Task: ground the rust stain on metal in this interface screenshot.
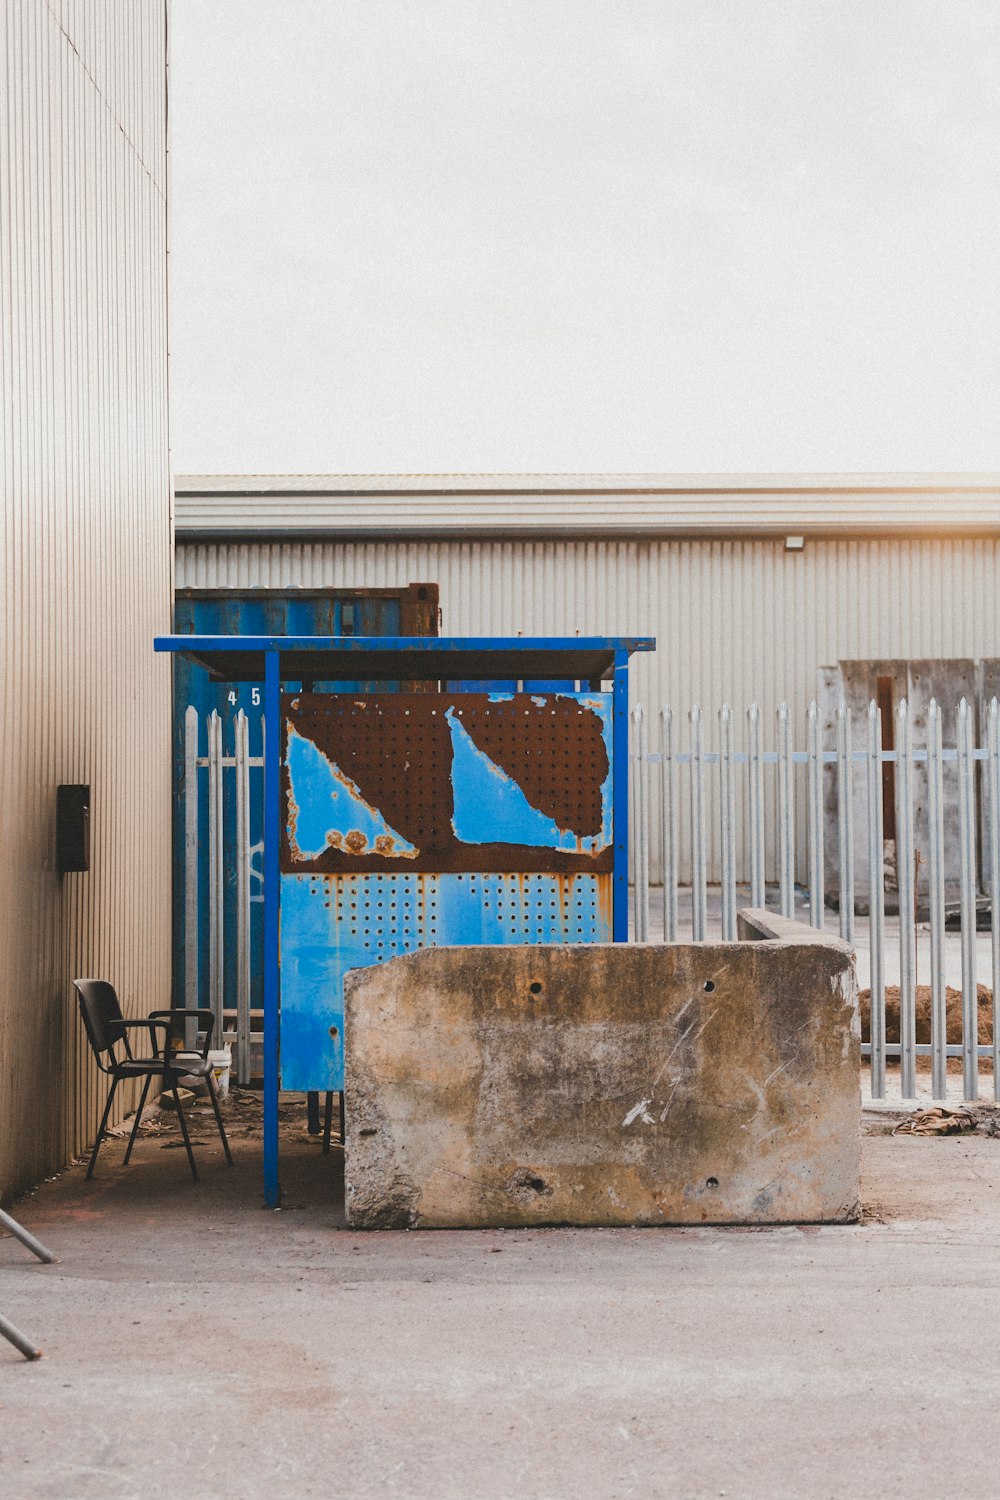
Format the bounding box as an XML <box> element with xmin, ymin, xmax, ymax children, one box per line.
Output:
<box><xmin>286</xmin><ymin>791</ymin><xmax>304</xmax><ymax>863</ymax></box>
<box><xmin>596</xmin><ymin>873</ymin><xmax>614</xmax><ymax>935</ymax></box>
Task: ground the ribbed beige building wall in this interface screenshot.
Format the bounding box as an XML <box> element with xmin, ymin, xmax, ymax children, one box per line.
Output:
<box><xmin>1</xmin><ymin>1</ymin><xmax>172</xmax><ymax>1198</ymax></box>
<box><xmin>176</xmin><ymin>535</ymin><xmax>1000</xmax><ymax>880</ymax></box>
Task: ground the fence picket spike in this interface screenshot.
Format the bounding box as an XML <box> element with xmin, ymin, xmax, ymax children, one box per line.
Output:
<box><xmin>776</xmin><ymin>702</ymin><xmax>794</xmax><ymax>919</ymax></box>
<box><xmin>807</xmin><ymin>701</ymin><xmax>823</xmax><ymax>929</ymax></box>
<box><xmin>895</xmin><ymin>698</ymin><xmax>916</xmax><ymax>1099</ymax></box>
<box><xmin>989</xmin><ymin>698</ymin><xmax>1000</xmax><ymax>1104</ymax></box>
<box><xmin>630</xmin><ymin>706</ymin><xmax>649</xmax><ymax>941</ymax></box>
<box><xmin>719</xmin><ymin>704</ymin><xmax>736</xmax><ymax>940</ymax></box>
<box><xmin>927</xmin><ymin>699</ymin><xmax>947</xmax><ymax>1099</ymax></box>
<box><xmin>957</xmin><ymin>696</ymin><xmax>979</xmax><ymax>1100</ymax></box>
<box><xmin>836</xmin><ymin>702</ymin><xmax>854</xmax><ymax>943</ymax></box>
<box><xmin>661</xmin><ymin>706</ymin><xmax>678</xmax><ymax>942</ymax></box>
<box><xmin>867</xmin><ymin>699</ymin><xmax>886</xmax><ymax>1099</ymax></box>
<box><xmin>690</xmin><ymin>706</ymin><xmax>706</xmax><ymax>940</ymax></box>
<box><xmin>747</xmin><ymin>703</ymin><xmax>764</xmax><ymax>908</ymax></box>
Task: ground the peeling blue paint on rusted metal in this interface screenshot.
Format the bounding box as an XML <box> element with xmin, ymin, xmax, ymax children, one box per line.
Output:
<box><xmin>279</xmin><ymin>871</ymin><xmax>613</xmax><ymax>1091</ymax></box>
<box><xmin>445</xmin><ymin>699</ymin><xmax>612</xmax><ymax>853</ymax></box>
<box><xmin>285</xmin><ymin>724</ymin><xmax>418</xmax><ymax>860</ymax></box>
<box><xmin>279</xmin><ymin>686</ymin><xmax>617</xmax><ymax>1090</ymax></box>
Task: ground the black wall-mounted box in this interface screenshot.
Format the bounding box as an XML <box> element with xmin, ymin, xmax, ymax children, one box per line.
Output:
<box><xmin>56</xmin><ymin>784</ymin><xmax>90</xmax><ymax>873</ymax></box>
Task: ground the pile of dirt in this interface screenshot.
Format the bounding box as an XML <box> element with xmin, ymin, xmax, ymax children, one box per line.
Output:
<box><xmin>858</xmin><ymin>983</ymin><xmax>993</xmax><ymax>1044</ymax></box>
<box><xmin>892</xmin><ymin>1106</ymin><xmax>977</xmax><ymax>1136</ymax></box>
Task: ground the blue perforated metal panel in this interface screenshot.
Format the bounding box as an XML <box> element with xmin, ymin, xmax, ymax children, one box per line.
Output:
<box><xmin>279</xmin><ymin>871</ymin><xmax>611</xmax><ymax>1090</ymax></box>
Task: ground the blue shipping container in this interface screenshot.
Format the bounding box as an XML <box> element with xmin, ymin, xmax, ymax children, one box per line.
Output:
<box><xmin>172</xmin><ymin>585</ymin><xmax>439</xmax><ymax>1024</ymax></box>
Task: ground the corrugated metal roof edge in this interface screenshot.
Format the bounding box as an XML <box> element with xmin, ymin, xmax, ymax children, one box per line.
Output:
<box><xmin>173</xmin><ymin>473</ymin><xmax>1000</xmax><ymax>539</ymax></box>
<box><xmin>176</xmin><ymin>471</ymin><xmax>1000</xmax><ymax>493</ymax></box>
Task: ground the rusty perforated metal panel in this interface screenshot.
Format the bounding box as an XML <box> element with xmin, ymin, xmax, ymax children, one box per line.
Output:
<box><xmin>279</xmin><ymin>689</ymin><xmax>614</xmax><ymax>1090</ymax></box>
<box><xmin>282</xmin><ymin>692</ymin><xmax>612</xmax><ymax>874</ymax></box>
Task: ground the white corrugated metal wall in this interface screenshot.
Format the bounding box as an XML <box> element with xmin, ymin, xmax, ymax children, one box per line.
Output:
<box><xmin>176</xmin><ymin>535</ymin><xmax>1000</xmax><ymax>882</ymax></box>
<box><xmin>1</xmin><ymin>1</ymin><xmax>172</xmax><ymax>1197</ymax></box>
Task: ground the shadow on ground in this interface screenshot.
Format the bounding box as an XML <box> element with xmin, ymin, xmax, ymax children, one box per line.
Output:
<box><xmin>21</xmin><ymin>1087</ymin><xmax>345</xmax><ymax>1224</ymax></box>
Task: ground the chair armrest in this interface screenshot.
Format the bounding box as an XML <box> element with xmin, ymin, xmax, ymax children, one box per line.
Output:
<box><xmin>118</xmin><ymin>1017</ymin><xmax>169</xmax><ymax>1060</ymax></box>
<box><xmin>149</xmin><ymin>1008</ymin><xmax>216</xmax><ymax>1060</ymax></box>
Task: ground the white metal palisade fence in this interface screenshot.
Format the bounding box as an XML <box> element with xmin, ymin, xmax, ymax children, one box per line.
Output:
<box><xmin>630</xmin><ymin>697</ymin><xmax>1000</xmax><ymax>1104</ymax></box>
<box><xmin>183</xmin><ymin>697</ymin><xmax>1000</xmax><ymax>1105</ymax></box>
<box><xmin>184</xmin><ymin>705</ymin><xmax>262</xmax><ymax>1085</ymax></box>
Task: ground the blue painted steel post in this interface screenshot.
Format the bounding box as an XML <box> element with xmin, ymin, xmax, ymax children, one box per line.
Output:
<box><xmin>612</xmin><ymin>651</ymin><xmax>629</xmax><ymax>941</ymax></box>
<box><xmin>263</xmin><ymin>650</ymin><xmax>281</xmax><ymax>1207</ymax></box>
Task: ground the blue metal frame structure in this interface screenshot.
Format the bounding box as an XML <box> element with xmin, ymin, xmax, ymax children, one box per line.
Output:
<box><xmin>158</xmin><ymin>636</ymin><xmax>652</xmax><ymax>653</ymax></box>
<box><xmin>612</xmin><ymin>651</ymin><xmax>630</xmax><ymax>943</ymax></box>
<box><xmin>154</xmin><ymin>635</ymin><xmax>654</xmax><ymax>1206</ymax></box>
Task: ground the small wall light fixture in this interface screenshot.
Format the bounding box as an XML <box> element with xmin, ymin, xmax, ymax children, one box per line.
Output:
<box><xmin>784</xmin><ymin>535</ymin><xmax>805</xmax><ymax>552</ymax></box>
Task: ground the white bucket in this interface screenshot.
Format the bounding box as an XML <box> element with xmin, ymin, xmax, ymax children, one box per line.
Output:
<box><xmin>207</xmin><ymin>1048</ymin><xmax>232</xmax><ymax>1099</ymax></box>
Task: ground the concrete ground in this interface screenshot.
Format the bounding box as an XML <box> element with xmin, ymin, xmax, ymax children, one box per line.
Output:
<box><xmin>3</xmin><ymin>1092</ymin><xmax>1000</xmax><ymax>1500</ymax></box>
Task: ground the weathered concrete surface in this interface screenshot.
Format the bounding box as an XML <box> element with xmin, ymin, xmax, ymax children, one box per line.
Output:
<box><xmin>344</xmin><ymin>911</ymin><xmax>860</xmax><ymax>1228</ymax></box>
<box><xmin>3</xmin><ymin>1102</ymin><xmax>1000</xmax><ymax>1500</ymax></box>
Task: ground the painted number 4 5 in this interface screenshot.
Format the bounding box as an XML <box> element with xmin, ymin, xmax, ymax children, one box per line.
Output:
<box><xmin>227</xmin><ymin>689</ymin><xmax>261</xmax><ymax>706</ymax></box>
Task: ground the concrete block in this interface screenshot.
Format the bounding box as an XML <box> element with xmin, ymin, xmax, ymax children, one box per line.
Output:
<box><xmin>344</xmin><ymin>910</ymin><xmax>861</xmax><ymax>1229</ymax></box>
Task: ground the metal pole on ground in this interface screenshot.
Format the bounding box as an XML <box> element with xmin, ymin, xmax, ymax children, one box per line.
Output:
<box><xmin>0</xmin><ymin>1206</ymin><xmax>55</xmax><ymax>1362</ymax></box>
<box><xmin>0</xmin><ymin>1208</ymin><xmax>55</xmax><ymax>1265</ymax></box>
<box><xmin>0</xmin><ymin>1314</ymin><xmax>41</xmax><ymax>1361</ymax></box>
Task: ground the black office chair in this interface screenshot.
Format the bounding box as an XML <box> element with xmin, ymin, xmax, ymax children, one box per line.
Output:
<box><xmin>75</xmin><ymin>979</ymin><xmax>233</xmax><ymax>1183</ymax></box>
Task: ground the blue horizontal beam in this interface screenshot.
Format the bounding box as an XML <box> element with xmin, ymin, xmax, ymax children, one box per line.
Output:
<box><xmin>154</xmin><ymin>634</ymin><xmax>655</xmax><ymax>655</ymax></box>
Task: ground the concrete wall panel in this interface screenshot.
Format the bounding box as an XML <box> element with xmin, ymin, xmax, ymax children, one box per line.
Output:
<box><xmin>344</xmin><ymin>914</ymin><xmax>860</xmax><ymax>1228</ymax></box>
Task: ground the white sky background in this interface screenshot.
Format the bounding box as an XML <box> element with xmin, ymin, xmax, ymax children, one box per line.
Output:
<box><xmin>169</xmin><ymin>1</ymin><xmax>1000</xmax><ymax>474</ymax></box>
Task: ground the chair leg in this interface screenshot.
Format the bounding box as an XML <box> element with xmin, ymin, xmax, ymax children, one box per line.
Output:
<box><xmin>171</xmin><ymin>1081</ymin><xmax>199</xmax><ymax>1183</ymax></box>
<box><xmin>307</xmin><ymin>1091</ymin><xmax>321</xmax><ymax>1135</ymax></box>
<box><xmin>340</xmin><ymin>1090</ymin><xmax>345</xmax><ymax>1145</ymax></box>
<box><xmin>86</xmin><ymin>1077</ymin><xmax>118</xmax><ymax>1180</ymax></box>
<box><xmin>206</xmin><ymin>1071</ymin><xmax>234</xmax><ymax>1167</ymax></box>
<box><xmin>123</xmin><ymin>1074</ymin><xmax>153</xmax><ymax>1166</ymax></box>
<box><xmin>322</xmin><ymin>1090</ymin><xmax>333</xmax><ymax>1154</ymax></box>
